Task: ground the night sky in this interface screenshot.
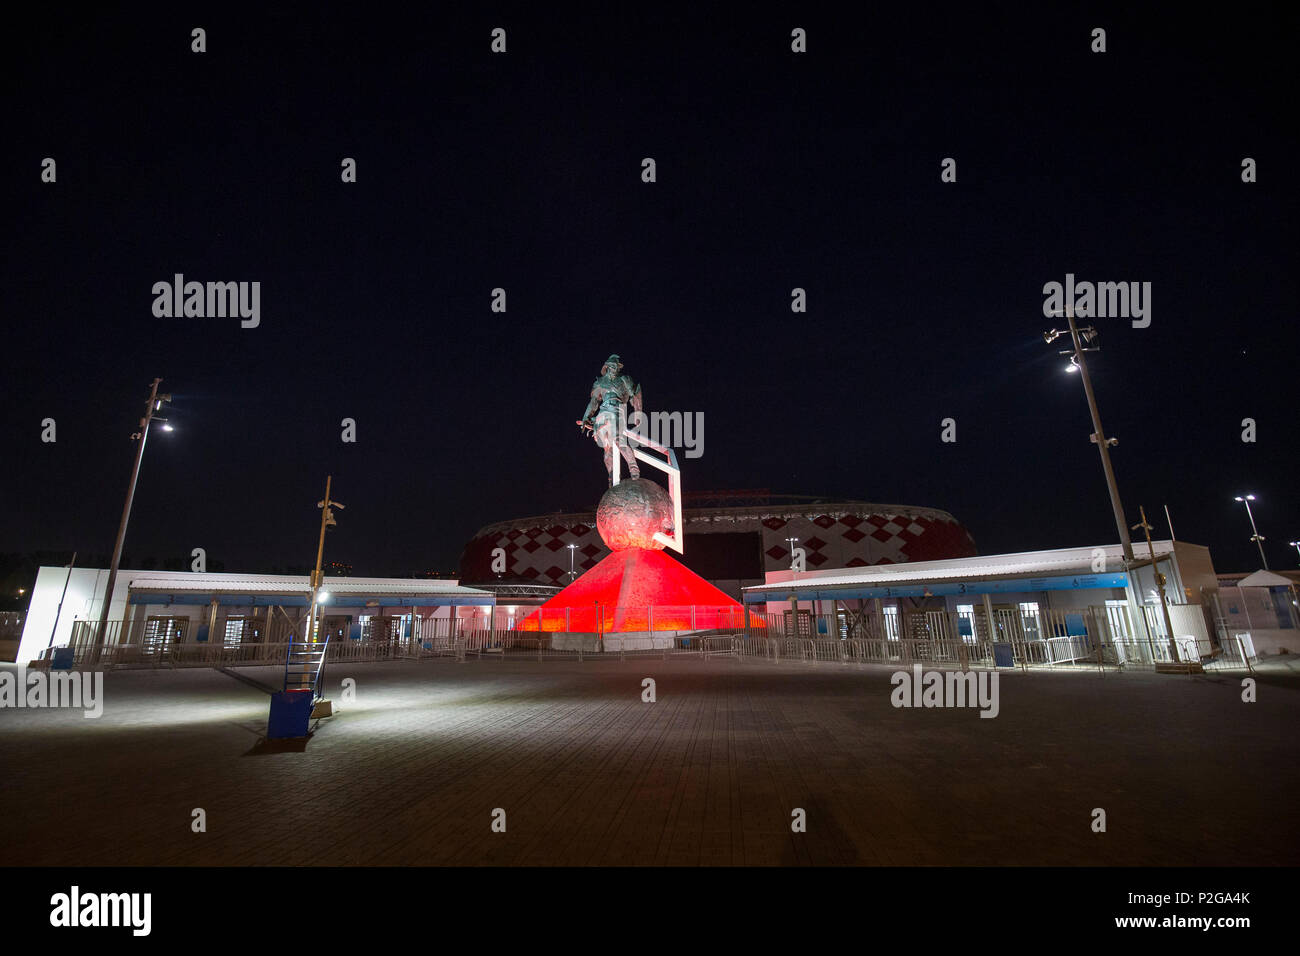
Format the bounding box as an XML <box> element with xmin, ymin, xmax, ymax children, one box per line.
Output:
<box><xmin>3</xmin><ymin>6</ymin><xmax>1296</xmax><ymax>581</ymax></box>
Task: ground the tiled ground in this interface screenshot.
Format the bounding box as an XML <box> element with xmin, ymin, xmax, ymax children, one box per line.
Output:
<box><xmin>2</xmin><ymin>656</ymin><xmax>1297</xmax><ymax>866</ymax></box>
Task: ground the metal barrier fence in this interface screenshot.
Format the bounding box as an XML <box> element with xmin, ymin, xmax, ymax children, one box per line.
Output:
<box><xmin>41</xmin><ymin>603</ymin><xmax>1258</xmax><ymax>674</ymax></box>
<box><xmin>493</xmin><ymin>605</ymin><xmax>755</xmax><ymax>634</ymax></box>
<box><xmin>41</xmin><ymin>638</ymin><xmax>453</xmax><ymax>669</ymax></box>
<box><xmin>1101</xmin><ymin>633</ymin><xmax>1256</xmax><ymax>673</ymax></box>
<box><xmin>454</xmin><ymin>632</ymin><xmax>728</xmax><ymax>662</ymax></box>
<box><xmin>734</xmin><ymin>636</ymin><xmax>997</xmax><ymax>667</ymax></box>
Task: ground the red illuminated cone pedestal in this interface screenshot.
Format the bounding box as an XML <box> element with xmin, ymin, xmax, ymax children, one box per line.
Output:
<box><xmin>519</xmin><ymin>478</ymin><xmax>760</xmax><ymax>647</ymax></box>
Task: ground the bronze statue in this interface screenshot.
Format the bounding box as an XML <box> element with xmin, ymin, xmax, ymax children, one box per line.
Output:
<box><xmin>577</xmin><ymin>354</ymin><xmax>642</xmax><ymax>482</ymax></box>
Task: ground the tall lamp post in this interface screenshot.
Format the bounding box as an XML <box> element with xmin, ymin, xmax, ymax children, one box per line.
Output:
<box><xmin>567</xmin><ymin>543</ymin><xmax>579</xmax><ymax>582</ymax></box>
<box><xmin>305</xmin><ymin>476</ymin><xmax>345</xmax><ymax>643</ymax></box>
<box><xmin>1133</xmin><ymin>506</ymin><xmax>1177</xmax><ymax>660</ymax></box>
<box><xmin>1233</xmin><ymin>495</ymin><xmax>1268</xmax><ymax>570</ymax></box>
<box><xmin>1288</xmin><ymin>540</ymin><xmax>1300</xmax><ymax>565</ymax></box>
<box><xmin>1042</xmin><ymin>310</ymin><xmax>1163</xmax><ymax>659</ymax></box>
<box><xmin>1043</xmin><ymin>311</ymin><xmax>1134</xmax><ymax>564</ymax></box>
<box><xmin>92</xmin><ymin>378</ymin><xmax>172</xmax><ymax>662</ymax></box>
<box><xmin>784</xmin><ymin>536</ymin><xmax>802</xmax><ymax>635</ymax></box>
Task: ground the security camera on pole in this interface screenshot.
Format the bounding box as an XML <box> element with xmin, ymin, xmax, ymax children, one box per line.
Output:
<box><xmin>305</xmin><ymin>476</ymin><xmax>345</xmax><ymax>645</ymax></box>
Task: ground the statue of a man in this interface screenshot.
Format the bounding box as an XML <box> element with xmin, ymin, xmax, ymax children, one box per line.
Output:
<box><xmin>577</xmin><ymin>353</ymin><xmax>642</xmax><ymax>482</ymax></box>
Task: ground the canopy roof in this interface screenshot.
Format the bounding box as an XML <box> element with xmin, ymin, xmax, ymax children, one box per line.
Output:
<box><xmin>1236</xmin><ymin>569</ymin><xmax>1294</xmax><ymax>588</ymax></box>
<box><xmin>123</xmin><ymin>570</ymin><xmax>494</xmax><ymax>607</ymax></box>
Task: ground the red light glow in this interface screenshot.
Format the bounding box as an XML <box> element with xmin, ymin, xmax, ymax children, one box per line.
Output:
<box><xmin>519</xmin><ymin>548</ymin><xmax>766</xmax><ymax>632</ymax></box>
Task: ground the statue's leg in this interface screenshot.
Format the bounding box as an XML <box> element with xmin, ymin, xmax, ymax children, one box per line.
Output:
<box><xmin>620</xmin><ymin>441</ymin><xmax>640</xmax><ymax>478</ymax></box>
<box><xmin>594</xmin><ymin>415</ymin><xmax>618</xmax><ymax>481</ymax></box>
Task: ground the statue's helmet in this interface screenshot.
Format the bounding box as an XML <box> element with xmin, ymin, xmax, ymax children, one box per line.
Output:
<box><xmin>602</xmin><ymin>354</ymin><xmax>623</xmax><ymax>372</ymax></box>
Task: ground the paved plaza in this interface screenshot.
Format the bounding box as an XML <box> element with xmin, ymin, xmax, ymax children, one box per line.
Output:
<box><xmin>2</xmin><ymin>655</ymin><xmax>1297</xmax><ymax>866</ymax></box>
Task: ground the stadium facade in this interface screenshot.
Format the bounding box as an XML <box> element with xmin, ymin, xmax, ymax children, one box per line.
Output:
<box><xmin>460</xmin><ymin>491</ymin><xmax>978</xmax><ymax>598</ymax></box>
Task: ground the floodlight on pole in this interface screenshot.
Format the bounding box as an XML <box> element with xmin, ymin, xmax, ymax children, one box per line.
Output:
<box><xmin>1234</xmin><ymin>495</ymin><xmax>1269</xmax><ymax>569</ymax></box>
<box><xmin>1043</xmin><ymin>309</ymin><xmax>1153</xmax><ymax>658</ymax></box>
<box><xmin>304</xmin><ymin>476</ymin><xmax>345</xmax><ymax>642</ymax></box>
<box><xmin>91</xmin><ymin>378</ymin><xmax>173</xmax><ymax>662</ymax></box>
<box><xmin>1288</xmin><ymin>540</ymin><xmax>1300</xmax><ymax>564</ymax></box>
<box><xmin>1042</xmin><ymin>311</ymin><xmax>1132</xmax><ymax>564</ymax></box>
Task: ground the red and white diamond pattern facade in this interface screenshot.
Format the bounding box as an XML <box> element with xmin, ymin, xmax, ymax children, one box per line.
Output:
<box><xmin>461</xmin><ymin>502</ymin><xmax>976</xmax><ymax>586</ymax></box>
<box><xmin>754</xmin><ymin>508</ymin><xmax>975</xmax><ymax>570</ymax></box>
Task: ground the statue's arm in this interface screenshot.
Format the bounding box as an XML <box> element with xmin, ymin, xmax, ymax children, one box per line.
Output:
<box><xmin>629</xmin><ymin>380</ymin><xmax>643</xmax><ymax>414</ymax></box>
<box><xmin>580</xmin><ymin>386</ymin><xmax>601</xmax><ymax>424</ymax></box>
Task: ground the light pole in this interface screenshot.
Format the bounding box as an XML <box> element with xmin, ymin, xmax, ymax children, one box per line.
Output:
<box><xmin>785</xmin><ymin>536</ymin><xmax>800</xmax><ymax>570</ymax></box>
<box><xmin>305</xmin><ymin>476</ymin><xmax>345</xmax><ymax>643</ymax></box>
<box><xmin>1234</xmin><ymin>495</ymin><xmax>1268</xmax><ymax>570</ymax></box>
<box><xmin>1289</xmin><ymin>541</ymin><xmax>1300</xmax><ymax>565</ymax></box>
<box><xmin>1044</xmin><ymin>311</ymin><xmax>1133</xmax><ymax>563</ymax></box>
<box><xmin>91</xmin><ymin>379</ymin><xmax>172</xmax><ymax>662</ymax></box>
<box><xmin>567</xmin><ymin>543</ymin><xmax>579</xmax><ymax>582</ymax></box>
<box><xmin>47</xmin><ymin>551</ymin><xmax>77</xmax><ymax>651</ymax></box>
<box><xmin>1133</xmin><ymin>506</ymin><xmax>1177</xmax><ymax>661</ymax></box>
<box><xmin>1043</xmin><ymin>310</ymin><xmax>1157</xmax><ymax>660</ymax></box>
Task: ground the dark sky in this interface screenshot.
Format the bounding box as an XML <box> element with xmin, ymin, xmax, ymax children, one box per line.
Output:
<box><xmin>3</xmin><ymin>5</ymin><xmax>1297</xmax><ymax>578</ymax></box>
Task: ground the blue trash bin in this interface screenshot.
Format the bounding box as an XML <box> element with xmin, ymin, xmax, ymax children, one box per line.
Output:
<box><xmin>50</xmin><ymin>647</ymin><xmax>75</xmax><ymax>671</ymax></box>
<box><xmin>267</xmin><ymin>690</ymin><xmax>314</xmax><ymax>739</ymax></box>
<box><xmin>992</xmin><ymin>642</ymin><xmax>1015</xmax><ymax>668</ymax></box>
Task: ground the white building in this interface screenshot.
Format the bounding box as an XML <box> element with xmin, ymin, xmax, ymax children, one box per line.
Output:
<box><xmin>1213</xmin><ymin>569</ymin><xmax>1300</xmax><ymax>655</ymax></box>
<box><xmin>743</xmin><ymin>540</ymin><xmax>1227</xmax><ymax>662</ymax></box>
<box><xmin>16</xmin><ymin>567</ymin><xmax>495</xmax><ymax>665</ymax></box>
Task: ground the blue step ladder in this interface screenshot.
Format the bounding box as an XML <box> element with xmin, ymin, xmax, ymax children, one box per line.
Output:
<box><xmin>267</xmin><ymin>634</ymin><xmax>330</xmax><ymax>739</ymax></box>
<box><xmin>284</xmin><ymin>634</ymin><xmax>331</xmax><ymax>699</ymax></box>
